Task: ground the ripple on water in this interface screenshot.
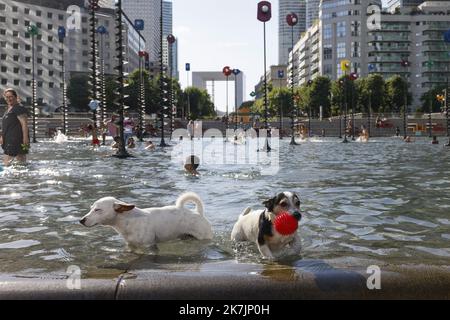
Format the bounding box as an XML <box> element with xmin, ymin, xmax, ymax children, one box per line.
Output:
<box><xmin>408</xmin><ymin>246</ymin><xmax>450</xmax><ymax>258</ymax></box>
<box><xmin>0</xmin><ymin>240</ymin><xmax>40</xmax><ymax>249</ymax></box>
<box><xmin>15</xmin><ymin>227</ymin><xmax>48</xmax><ymax>233</ymax></box>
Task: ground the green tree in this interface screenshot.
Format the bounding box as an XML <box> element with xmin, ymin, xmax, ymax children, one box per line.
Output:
<box><xmin>385</xmin><ymin>75</ymin><xmax>411</xmax><ymax>113</ymax></box>
<box><xmin>67</xmin><ymin>74</ymin><xmax>90</xmax><ymax>111</ymax></box>
<box><xmin>418</xmin><ymin>85</ymin><xmax>446</xmax><ymax>113</ymax></box>
<box><xmin>308</xmin><ymin>76</ymin><xmax>332</xmax><ymax>118</ymax></box>
<box><xmin>357</xmin><ymin>74</ymin><xmax>386</xmax><ymax>114</ymax></box>
<box><xmin>268</xmin><ymin>87</ymin><xmax>292</xmax><ymax>119</ymax></box>
<box><xmin>104</xmin><ymin>75</ymin><xmax>119</xmax><ymax>112</ymax></box>
<box><xmin>124</xmin><ymin>69</ymin><xmax>154</xmax><ymax>112</ymax></box>
<box><xmin>295</xmin><ymin>85</ymin><xmax>310</xmax><ymax>116</ymax></box>
<box><xmin>183</xmin><ymin>87</ymin><xmax>215</xmax><ymax>119</ymax></box>
<box><xmin>331</xmin><ymin>76</ymin><xmax>356</xmax><ymax>117</ymax></box>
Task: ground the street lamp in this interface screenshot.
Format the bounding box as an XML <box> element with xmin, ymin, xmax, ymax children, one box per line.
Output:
<box><xmin>341</xmin><ymin>59</ymin><xmax>351</xmax><ymax>143</ymax></box>
<box><xmin>27</xmin><ymin>24</ymin><xmax>39</xmax><ymax>143</ymax></box>
<box><xmin>400</xmin><ymin>59</ymin><xmax>411</xmax><ymax>139</ymax></box>
<box><xmin>426</xmin><ymin>58</ymin><xmax>434</xmax><ymax>138</ymax></box>
<box><xmin>286</xmin><ymin>12</ymin><xmax>298</xmax><ymax>145</ymax></box>
<box><xmin>97</xmin><ymin>25</ymin><xmax>108</xmax><ymax>142</ymax></box>
<box><xmin>88</xmin><ymin>0</ymin><xmax>100</xmax><ymax>130</ymax></box>
<box><xmin>444</xmin><ymin>28</ymin><xmax>450</xmax><ymax>146</ymax></box>
<box><xmin>134</xmin><ymin>19</ymin><xmax>145</xmax><ymax>142</ymax></box>
<box><xmin>58</xmin><ymin>26</ymin><xmax>68</xmax><ymax>136</ymax></box>
<box><xmin>275</xmin><ymin>69</ymin><xmax>284</xmax><ymax>139</ymax></box>
<box><xmin>350</xmin><ymin>72</ymin><xmax>358</xmax><ymax>141</ymax></box>
<box><xmin>112</xmin><ymin>0</ymin><xmax>131</xmax><ymax>158</ymax></box>
<box><xmin>158</xmin><ymin>0</ymin><xmax>169</xmax><ymax>147</ymax></box>
<box><xmin>257</xmin><ymin>1</ymin><xmax>272</xmax><ymax>152</ymax></box>
<box><xmin>367</xmin><ymin>89</ymin><xmax>372</xmax><ymax>138</ymax></box>
<box><xmin>185</xmin><ymin>63</ymin><xmax>191</xmax><ymax>120</ymax></box>
<box><xmin>307</xmin><ymin>79</ymin><xmax>313</xmax><ymax>138</ymax></box>
<box><xmin>223</xmin><ymin>66</ymin><xmax>232</xmax><ymax>130</ymax></box>
<box><xmin>232</xmin><ymin>68</ymin><xmax>241</xmax><ymax>131</ymax></box>
<box><xmin>167</xmin><ymin>34</ymin><xmax>176</xmax><ymax>139</ymax></box>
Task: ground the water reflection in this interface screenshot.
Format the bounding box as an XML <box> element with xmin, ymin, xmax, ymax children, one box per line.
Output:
<box><xmin>0</xmin><ymin>137</ymin><xmax>449</xmax><ymax>276</ymax></box>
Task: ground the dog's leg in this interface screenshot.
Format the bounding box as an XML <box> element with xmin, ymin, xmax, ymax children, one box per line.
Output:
<box><xmin>257</xmin><ymin>243</ymin><xmax>274</xmax><ymax>260</ymax></box>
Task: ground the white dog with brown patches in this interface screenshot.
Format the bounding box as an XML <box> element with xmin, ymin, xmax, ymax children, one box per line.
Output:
<box><xmin>79</xmin><ymin>192</ymin><xmax>213</xmax><ymax>251</ymax></box>
<box><xmin>231</xmin><ymin>192</ymin><xmax>302</xmax><ymax>259</ymax></box>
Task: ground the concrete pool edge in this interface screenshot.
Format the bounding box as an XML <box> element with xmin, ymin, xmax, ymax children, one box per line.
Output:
<box><xmin>0</xmin><ymin>263</ymin><xmax>449</xmax><ymax>299</ymax></box>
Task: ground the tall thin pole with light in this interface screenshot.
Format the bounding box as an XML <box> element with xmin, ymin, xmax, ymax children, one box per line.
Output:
<box><xmin>257</xmin><ymin>1</ymin><xmax>272</xmax><ymax>152</ymax></box>
<box><xmin>134</xmin><ymin>19</ymin><xmax>145</xmax><ymax>141</ymax></box>
<box><xmin>27</xmin><ymin>25</ymin><xmax>39</xmax><ymax>143</ymax></box>
<box><xmin>286</xmin><ymin>12</ymin><xmax>298</xmax><ymax>145</ymax></box>
<box><xmin>167</xmin><ymin>34</ymin><xmax>176</xmax><ymax>139</ymax></box>
<box><xmin>232</xmin><ymin>68</ymin><xmax>241</xmax><ymax>130</ymax></box>
<box><xmin>185</xmin><ymin>63</ymin><xmax>190</xmax><ymax>120</ymax></box>
<box><xmin>88</xmin><ymin>0</ymin><xmax>100</xmax><ymax>129</ymax></box>
<box><xmin>97</xmin><ymin>25</ymin><xmax>107</xmax><ymax>135</ymax></box>
<box><xmin>341</xmin><ymin>59</ymin><xmax>351</xmax><ymax>143</ymax></box>
<box><xmin>58</xmin><ymin>26</ymin><xmax>68</xmax><ymax>135</ymax></box>
<box><xmin>400</xmin><ymin>59</ymin><xmax>410</xmax><ymax>139</ymax></box>
<box><xmin>223</xmin><ymin>66</ymin><xmax>232</xmax><ymax>130</ymax></box>
<box><xmin>113</xmin><ymin>0</ymin><xmax>131</xmax><ymax>158</ymax></box>
<box><xmin>444</xmin><ymin>29</ymin><xmax>450</xmax><ymax>146</ymax></box>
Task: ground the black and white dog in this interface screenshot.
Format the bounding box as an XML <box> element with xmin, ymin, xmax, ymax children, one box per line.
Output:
<box><xmin>231</xmin><ymin>192</ymin><xmax>302</xmax><ymax>259</ymax></box>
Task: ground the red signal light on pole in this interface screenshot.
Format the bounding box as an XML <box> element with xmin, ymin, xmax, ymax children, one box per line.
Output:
<box><xmin>257</xmin><ymin>1</ymin><xmax>272</xmax><ymax>22</ymax></box>
<box><xmin>222</xmin><ymin>66</ymin><xmax>232</xmax><ymax>77</ymax></box>
<box><xmin>286</xmin><ymin>13</ymin><xmax>298</xmax><ymax>26</ymax></box>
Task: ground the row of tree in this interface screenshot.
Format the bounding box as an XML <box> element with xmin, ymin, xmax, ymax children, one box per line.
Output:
<box><xmin>251</xmin><ymin>74</ymin><xmax>445</xmax><ymax>119</ymax></box>
<box><xmin>66</xmin><ymin>69</ymin><xmax>216</xmax><ymax>119</ymax></box>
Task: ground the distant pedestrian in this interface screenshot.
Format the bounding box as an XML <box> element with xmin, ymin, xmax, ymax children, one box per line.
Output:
<box><xmin>1</xmin><ymin>89</ymin><xmax>29</xmax><ymax>166</ymax></box>
<box><xmin>431</xmin><ymin>136</ymin><xmax>439</xmax><ymax>144</ymax></box>
<box><xmin>395</xmin><ymin>127</ymin><xmax>401</xmax><ymax>137</ymax></box>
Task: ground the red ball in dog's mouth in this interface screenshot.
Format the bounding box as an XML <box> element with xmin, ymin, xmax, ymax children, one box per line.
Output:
<box><xmin>274</xmin><ymin>212</ymin><xmax>299</xmax><ymax>235</ymax></box>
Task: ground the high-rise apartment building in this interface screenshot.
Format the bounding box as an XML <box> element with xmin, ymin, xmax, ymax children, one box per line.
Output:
<box><xmin>385</xmin><ymin>0</ymin><xmax>425</xmax><ymax>12</ymax></box>
<box><xmin>279</xmin><ymin>0</ymin><xmax>306</xmax><ymax>65</ymax></box>
<box><xmin>306</xmin><ymin>0</ymin><xmax>321</xmax><ymax>29</ymax></box>
<box><xmin>288</xmin><ymin>0</ymin><xmax>450</xmax><ymax>109</ymax></box>
<box><xmin>0</xmin><ymin>0</ymin><xmax>144</xmax><ymax>109</ymax></box>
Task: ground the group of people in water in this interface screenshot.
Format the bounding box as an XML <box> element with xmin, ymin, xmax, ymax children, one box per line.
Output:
<box><xmin>1</xmin><ymin>88</ymin><xmax>447</xmax><ymax>168</ymax></box>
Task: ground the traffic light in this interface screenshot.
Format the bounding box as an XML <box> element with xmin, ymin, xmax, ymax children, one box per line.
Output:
<box><xmin>257</xmin><ymin>1</ymin><xmax>272</xmax><ymax>22</ymax></box>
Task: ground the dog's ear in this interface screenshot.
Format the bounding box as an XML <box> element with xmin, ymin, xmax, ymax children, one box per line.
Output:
<box><xmin>113</xmin><ymin>202</ymin><xmax>135</xmax><ymax>213</ymax></box>
<box><xmin>262</xmin><ymin>197</ymin><xmax>276</xmax><ymax>212</ymax></box>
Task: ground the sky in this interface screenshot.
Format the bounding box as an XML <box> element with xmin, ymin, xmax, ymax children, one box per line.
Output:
<box><xmin>173</xmin><ymin>0</ymin><xmax>280</xmax><ymax>113</ymax></box>
<box><xmin>173</xmin><ymin>0</ymin><xmax>390</xmax><ymax>113</ymax></box>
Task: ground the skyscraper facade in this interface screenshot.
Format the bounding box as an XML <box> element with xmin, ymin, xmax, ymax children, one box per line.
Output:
<box><xmin>163</xmin><ymin>1</ymin><xmax>178</xmax><ymax>79</ymax></box>
<box><xmin>122</xmin><ymin>0</ymin><xmax>160</xmax><ymax>66</ymax></box>
<box><xmin>306</xmin><ymin>0</ymin><xmax>320</xmax><ymax>29</ymax></box>
<box><xmin>278</xmin><ymin>0</ymin><xmax>306</xmax><ymax>65</ymax></box>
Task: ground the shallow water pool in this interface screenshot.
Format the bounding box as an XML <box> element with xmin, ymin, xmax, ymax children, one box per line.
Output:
<box><xmin>0</xmin><ymin>136</ymin><xmax>449</xmax><ymax>278</ymax></box>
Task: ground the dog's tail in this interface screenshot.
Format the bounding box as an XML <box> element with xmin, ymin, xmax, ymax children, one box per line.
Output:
<box><xmin>176</xmin><ymin>192</ymin><xmax>205</xmax><ymax>217</ymax></box>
